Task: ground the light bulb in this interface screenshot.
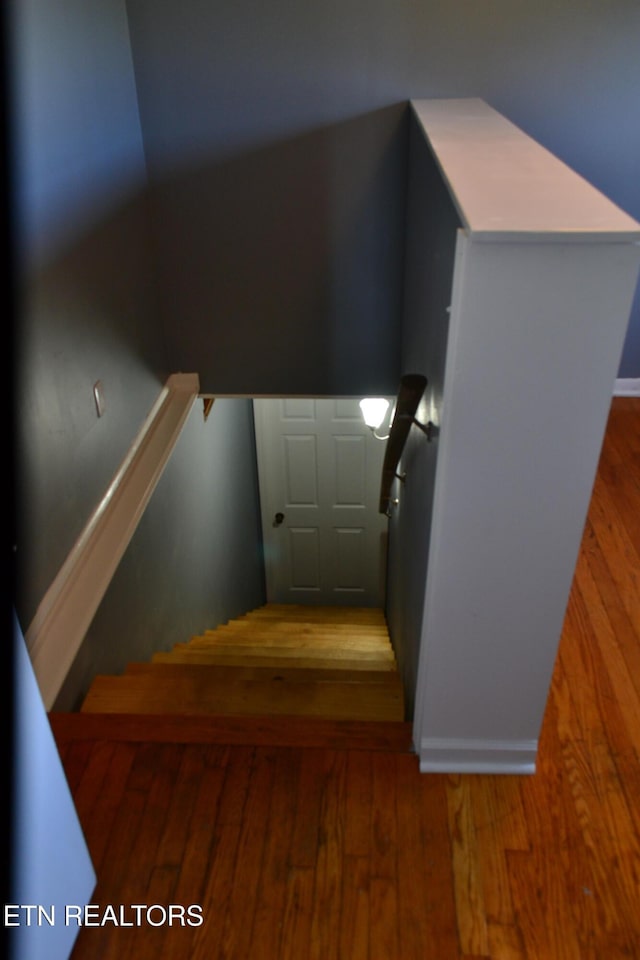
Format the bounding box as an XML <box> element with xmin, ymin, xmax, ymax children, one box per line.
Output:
<box><xmin>359</xmin><ymin>397</ymin><xmax>390</xmax><ymax>430</ymax></box>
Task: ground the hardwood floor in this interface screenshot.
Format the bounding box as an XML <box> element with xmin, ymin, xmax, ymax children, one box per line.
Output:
<box><xmin>51</xmin><ymin>398</ymin><xmax>640</xmax><ymax>959</ymax></box>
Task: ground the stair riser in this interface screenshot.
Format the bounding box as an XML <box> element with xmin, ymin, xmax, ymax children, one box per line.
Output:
<box><xmin>82</xmin><ymin>675</ymin><xmax>404</xmax><ymax>722</ymax></box>
<box><xmin>242</xmin><ymin>607</ymin><xmax>386</xmax><ymax>623</ymax></box>
<box><xmin>127</xmin><ymin>662</ymin><xmax>397</xmax><ymax>684</ymax></box>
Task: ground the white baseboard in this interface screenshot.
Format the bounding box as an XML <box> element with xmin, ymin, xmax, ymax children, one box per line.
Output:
<box><xmin>27</xmin><ymin>373</ymin><xmax>200</xmax><ymax>709</ymax></box>
<box><xmin>614</xmin><ymin>378</ymin><xmax>640</xmax><ymax>397</ymax></box>
<box><xmin>419</xmin><ymin>737</ymin><xmax>538</xmax><ymax>775</ymax></box>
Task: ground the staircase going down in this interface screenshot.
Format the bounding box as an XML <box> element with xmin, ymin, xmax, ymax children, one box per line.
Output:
<box><xmin>80</xmin><ymin>604</ymin><xmax>405</xmax><ymax>723</ymax></box>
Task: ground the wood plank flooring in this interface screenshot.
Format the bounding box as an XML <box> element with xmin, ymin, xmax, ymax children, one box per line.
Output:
<box><xmin>50</xmin><ymin>398</ymin><xmax>640</xmax><ymax>959</ymax></box>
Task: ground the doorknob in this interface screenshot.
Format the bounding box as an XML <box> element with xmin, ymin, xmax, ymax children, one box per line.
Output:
<box><xmin>273</xmin><ymin>512</ymin><xmax>285</xmax><ymax>527</ymax></box>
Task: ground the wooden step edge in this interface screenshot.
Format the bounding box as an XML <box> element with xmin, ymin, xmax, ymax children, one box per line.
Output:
<box><xmin>153</xmin><ymin>652</ymin><xmax>396</xmax><ymax>671</ymax></box>
<box><xmin>219</xmin><ymin>621</ymin><xmax>389</xmax><ymax>631</ymax></box>
<box><xmin>205</xmin><ymin>623</ymin><xmax>390</xmax><ymax>634</ymax></box>
<box><xmin>182</xmin><ymin>634</ymin><xmax>393</xmax><ymax>653</ymax></box>
<box><xmin>124</xmin><ymin>661</ymin><xmax>401</xmax><ymax>683</ymax></box>
<box><xmin>188</xmin><ymin>633</ymin><xmax>393</xmax><ymax>652</ymax></box>
<box><xmin>48</xmin><ymin>712</ymin><xmax>415</xmax><ymax>753</ymax></box>
<box><xmin>213</xmin><ymin>627</ymin><xmax>390</xmax><ymax>638</ymax></box>
<box><xmin>173</xmin><ymin>641</ymin><xmax>395</xmax><ymax>656</ymax></box>
<box><xmin>248</xmin><ymin>603</ymin><xmax>386</xmax><ymax>611</ymax></box>
<box><xmin>180</xmin><ymin>648</ymin><xmax>396</xmax><ymax>664</ymax></box>
<box><xmin>241</xmin><ymin>615</ymin><xmax>388</xmax><ymax>627</ymax></box>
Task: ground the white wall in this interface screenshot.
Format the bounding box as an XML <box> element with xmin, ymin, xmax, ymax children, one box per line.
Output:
<box><xmin>415</xmin><ymin>236</ymin><xmax>640</xmax><ymax>771</ymax></box>
<box><xmin>10</xmin><ymin>615</ymin><xmax>95</xmax><ymax>960</ymax></box>
<box><xmin>404</xmin><ymin>100</ymin><xmax>640</xmax><ymax>772</ymax></box>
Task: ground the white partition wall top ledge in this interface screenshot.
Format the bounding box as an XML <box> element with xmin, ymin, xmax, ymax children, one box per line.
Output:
<box><xmin>411</xmin><ymin>98</ymin><xmax>640</xmax><ymax>243</ymax></box>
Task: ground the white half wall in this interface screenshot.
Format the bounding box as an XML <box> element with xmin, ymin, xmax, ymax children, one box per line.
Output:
<box><xmin>413</xmin><ymin>234</ymin><xmax>640</xmax><ymax>773</ymax></box>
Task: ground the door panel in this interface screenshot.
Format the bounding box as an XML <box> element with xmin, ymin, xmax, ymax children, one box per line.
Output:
<box><xmin>254</xmin><ymin>398</ymin><xmax>391</xmax><ymax>605</ymax></box>
<box><xmin>333</xmin><ymin>435</ymin><xmax>366</xmax><ymax>505</ymax></box>
<box><xmin>333</xmin><ymin>526</ymin><xmax>366</xmax><ymax>591</ymax></box>
<box><xmin>289</xmin><ymin>527</ymin><xmax>321</xmax><ymax>590</ymax></box>
<box><xmin>283</xmin><ymin>398</ymin><xmax>316</xmax><ymax>419</ymax></box>
<box><xmin>284</xmin><ymin>435</ymin><xmax>318</xmax><ymax>504</ymax></box>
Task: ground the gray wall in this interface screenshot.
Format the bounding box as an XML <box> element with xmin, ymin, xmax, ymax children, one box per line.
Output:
<box><xmin>13</xmin><ymin>0</ymin><xmax>167</xmax><ymax>629</ymax></box>
<box><xmin>386</xmin><ymin>115</ymin><xmax>461</xmax><ymax>717</ymax></box>
<box><xmin>55</xmin><ymin>399</ymin><xmax>266</xmax><ymax>711</ymax></box>
<box><xmin>125</xmin><ymin>0</ymin><xmax>640</xmax><ymax>383</ymax></box>
<box><xmin>12</xmin><ymin>3</ymin><xmax>266</xmax><ymax>714</ymax></box>
<box><xmin>144</xmin><ymin>110</ymin><xmax>407</xmax><ymax>395</ymax></box>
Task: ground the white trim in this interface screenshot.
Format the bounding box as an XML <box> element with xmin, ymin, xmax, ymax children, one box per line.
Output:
<box><xmin>613</xmin><ymin>378</ymin><xmax>640</xmax><ymax>397</ymax></box>
<box><xmin>418</xmin><ymin>737</ymin><xmax>538</xmax><ymax>775</ymax></box>
<box><xmin>27</xmin><ymin>373</ymin><xmax>200</xmax><ymax>709</ymax></box>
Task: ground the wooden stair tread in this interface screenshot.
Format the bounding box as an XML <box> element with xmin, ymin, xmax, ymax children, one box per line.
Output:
<box><xmin>49</xmin><ymin>712</ymin><xmax>414</xmax><ymax>752</ymax></box>
<box><xmin>177</xmin><ymin>639</ymin><xmax>394</xmax><ymax>657</ymax></box>
<box><xmin>152</xmin><ymin>650</ymin><xmax>396</xmax><ymax>671</ymax></box>
<box><xmin>179</xmin><ymin>642</ymin><xmax>394</xmax><ymax>662</ymax></box>
<box><xmin>125</xmin><ymin>661</ymin><xmax>398</xmax><ymax>684</ymax></box>
<box><xmin>81</xmin><ymin>673</ymin><xmax>404</xmax><ymax>722</ymax></box>
<box><xmin>218</xmin><ymin>620</ymin><xmax>388</xmax><ymax>633</ymax></box>
<box><xmin>194</xmin><ymin>632</ymin><xmax>392</xmax><ymax>650</ymax></box>
<box><xmin>243</xmin><ymin>604</ymin><xmax>386</xmax><ymax>623</ymax></box>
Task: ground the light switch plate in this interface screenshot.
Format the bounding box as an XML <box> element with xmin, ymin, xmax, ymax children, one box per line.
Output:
<box><xmin>93</xmin><ymin>380</ymin><xmax>105</xmax><ymax>417</ymax></box>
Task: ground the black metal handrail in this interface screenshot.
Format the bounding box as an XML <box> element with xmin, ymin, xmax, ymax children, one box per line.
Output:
<box><xmin>379</xmin><ymin>373</ymin><xmax>429</xmax><ymax>515</ymax></box>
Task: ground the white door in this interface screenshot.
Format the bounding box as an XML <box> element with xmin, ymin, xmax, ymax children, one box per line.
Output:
<box><xmin>253</xmin><ymin>398</ymin><xmax>391</xmax><ymax>606</ymax></box>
